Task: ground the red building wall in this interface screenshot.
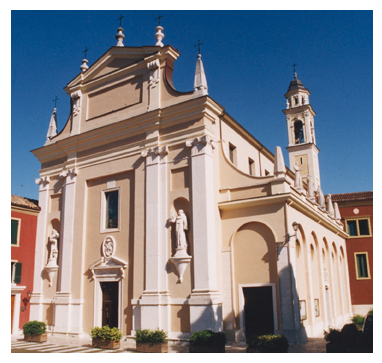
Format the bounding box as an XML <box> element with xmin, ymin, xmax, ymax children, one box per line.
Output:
<box><xmin>11</xmin><ymin>208</ymin><xmax>38</xmax><ymax>329</ymax></box>
<box><xmin>338</xmin><ymin>203</ymin><xmax>373</xmax><ymax>306</ymax></box>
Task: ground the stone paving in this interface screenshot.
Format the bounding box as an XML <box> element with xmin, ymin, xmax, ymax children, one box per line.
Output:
<box><xmin>11</xmin><ymin>333</ymin><xmax>326</xmax><ymax>353</ymax></box>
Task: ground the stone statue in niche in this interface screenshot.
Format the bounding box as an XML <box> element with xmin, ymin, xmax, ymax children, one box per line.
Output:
<box><xmin>169</xmin><ymin>210</ymin><xmax>188</xmax><ymax>250</ymax></box>
<box><xmin>48</xmin><ymin>229</ymin><xmax>59</xmax><ymax>264</ymax></box>
<box><xmin>169</xmin><ymin>209</ymin><xmax>192</xmax><ymax>283</ymax></box>
<box><xmin>102</xmin><ymin>236</ymin><xmax>115</xmax><ymax>259</ymax></box>
<box><xmin>44</xmin><ymin>229</ymin><xmax>59</xmax><ymax>287</ymax></box>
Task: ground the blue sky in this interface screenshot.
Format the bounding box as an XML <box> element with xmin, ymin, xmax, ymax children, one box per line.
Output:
<box><xmin>11</xmin><ymin>9</ymin><xmax>373</xmax><ymax>200</ymax></box>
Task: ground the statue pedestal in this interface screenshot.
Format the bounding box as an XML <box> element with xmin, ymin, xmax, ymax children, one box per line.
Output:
<box><xmin>170</xmin><ymin>249</ymin><xmax>192</xmax><ymax>283</ymax></box>
<box><xmin>44</xmin><ymin>260</ymin><xmax>58</xmax><ymax>287</ymax></box>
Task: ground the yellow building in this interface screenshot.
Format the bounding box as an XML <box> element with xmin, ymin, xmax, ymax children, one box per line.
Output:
<box><xmin>30</xmin><ymin>24</ymin><xmax>351</xmax><ymax>343</ymax></box>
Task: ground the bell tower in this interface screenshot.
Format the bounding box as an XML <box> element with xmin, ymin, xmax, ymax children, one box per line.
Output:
<box><xmin>283</xmin><ymin>69</ymin><xmax>321</xmax><ymax>190</ymax></box>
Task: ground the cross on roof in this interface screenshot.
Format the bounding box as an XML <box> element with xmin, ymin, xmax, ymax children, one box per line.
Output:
<box><xmin>194</xmin><ymin>40</ymin><xmax>203</xmax><ymax>54</ymax></box>
<box><xmin>82</xmin><ymin>46</ymin><xmax>89</xmax><ymax>59</ymax></box>
<box><xmin>117</xmin><ymin>14</ymin><xmax>125</xmax><ymax>27</ymax></box>
<box><xmin>155</xmin><ymin>13</ymin><xmax>164</xmax><ymax>26</ymax></box>
<box><xmin>53</xmin><ymin>96</ymin><xmax>59</xmax><ymax>108</ymax></box>
<box><xmin>292</xmin><ymin>63</ymin><xmax>297</xmax><ymax>73</ymax></box>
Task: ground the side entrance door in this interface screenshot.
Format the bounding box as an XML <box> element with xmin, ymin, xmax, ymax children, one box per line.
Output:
<box><xmin>100</xmin><ymin>282</ymin><xmax>119</xmax><ymax>328</ymax></box>
<box><xmin>243</xmin><ymin>286</ymin><xmax>274</xmax><ymax>338</ymax></box>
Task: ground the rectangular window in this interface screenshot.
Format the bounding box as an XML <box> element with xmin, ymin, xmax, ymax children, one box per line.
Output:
<box><xmin>248</xmin><ymin>158</ymin><xmax>255</xmax><ymax>175</ymax></box>
<box><xmin>346</xmin><ymin>218</ymin><xmax>371</xmax><ymax>237</ymax></box>
<box><xmin>11</xmin><ymin>219</ymin><xmax>20</xmax><ymax>245</ymax></box>
<box><xmin>355</xmin><ymin>253</ymin><xmax>370</xmax><ymax>279</ymax></box>
<box><xmin>11</xmin><ymin>262</ymin><xmax>22</xmax><ymax>284</ymax></box>
<box><xmin>105</xmin><ymin>190</ymin><xmax>119</xmax><ymax>230</ymax></box>
<box><xmin>229</xmin><ymin>143</ymin><xmax>237</xmax><ymax>165</ymax></box>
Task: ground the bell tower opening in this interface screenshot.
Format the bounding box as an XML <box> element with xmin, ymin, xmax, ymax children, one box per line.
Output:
<box><xmin>294</xmin><ymin>120</ymin><xmax>304</xmax><ymax>144</ymax></box>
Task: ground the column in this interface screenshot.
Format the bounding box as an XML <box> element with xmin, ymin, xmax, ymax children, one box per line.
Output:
<box><xmin>53</xmin><ymin>167</ymin><xmax>78</xmax><ymax>334</ymax></box>
<box><xmin>139</xmin><ymin>146</ymin><xmax>171</xmax><ymax>331</ymax></box>
<box><xmin>186</xmin><ymin>136</ymin><xmax>223</xmax><ymax>333</ymax></box>
<box><xmin>29</xmin><ymin>176</ymin><xmax>51</xmax><ymax>321</ymax></box>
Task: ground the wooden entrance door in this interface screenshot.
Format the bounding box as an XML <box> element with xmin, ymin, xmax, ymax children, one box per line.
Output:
<box><xmin>243</xmin><ymin>286</ymin><xmax>274</xmax><ymax>338</ymax></box>
<box><xmin>100</xmin><ymin>282</ymin><xmax>119</xmax><ymax>328</ymax></box>
<box><xmin>11</xmin><ymin>295</ymin><xmax>15</xmax><ymax>333</ymax></box>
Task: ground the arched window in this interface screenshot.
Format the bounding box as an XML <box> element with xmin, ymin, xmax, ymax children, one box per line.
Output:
<box><xmin>294</xmin><ymin>120</ymin><xmax>304</xmax><ymax>144</ymax></box>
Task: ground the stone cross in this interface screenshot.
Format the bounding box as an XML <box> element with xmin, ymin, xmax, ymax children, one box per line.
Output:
<box><xmin>117</xmin><ymin>14</ymin><xmax>124</xmax><ymax>27</ymax></box>
<box><xmin>155</xmin><ymin>13</ymin><xmax>164</xmax><ymax>26</ymax></box>
<box><xmin>194</xmin><ymin>40</ymin><xmax>203</xmax><ymax>54</ymax></box>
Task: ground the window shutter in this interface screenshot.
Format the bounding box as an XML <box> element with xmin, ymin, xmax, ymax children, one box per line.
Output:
<box><xmin>14</xmin><ymin>262</ymin><xmax>22</xmax><ymax>283</ymax></box>
<box><xmin>11</xmin><ymin>219</ymin><xmax>19</xmax><ymax>245</ymax></box>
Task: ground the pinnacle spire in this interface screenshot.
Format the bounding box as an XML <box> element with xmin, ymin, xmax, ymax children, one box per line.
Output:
<box><xmin>273</xmin><ymin>146</ymin><xmax>286</xmax><ymax>178</ymax></box>
<box><xmin>193</xmin><ymin>46</ymin><xmax>208</xmax><ymax>98</ymax></box>
<box><xmin>45</xmin><ymin>107</ymin><xmax>58</xmax><ymax>145</ymax></box>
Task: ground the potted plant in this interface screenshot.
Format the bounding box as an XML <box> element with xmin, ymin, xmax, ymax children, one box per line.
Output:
<box><xmin>91</xmin><ymin>326</ymin><xmax>122</xmax><ymax>349</ymax></box>
<box><xmin>189</xmin><ymin>330</ymin><xmax>226</xmax><ymax>353</ymax></box>
<box><xmin>246</xmin><ymin>334</ymin><xmax>289</xmax><ymax>353</ymax></box>
<box><xmin>324</xmin><ymin>323</ymin><xmax>367</xmax><ymax>353</ymax></box>
<box><xmin>135</xmin><ymin>328</ymin><xmax>168</xmax><ymax>353</ymax></box>
<box><xmin>23</xmin><ymin>320</ymin><xmax>47</xmax><ymax>343</ymax></box>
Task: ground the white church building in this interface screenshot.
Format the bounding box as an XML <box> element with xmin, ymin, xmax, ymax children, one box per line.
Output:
<box><xmin>30</xmin><ymin>22</ymin><xmax>351</xmax><ymax>343</ymax></box>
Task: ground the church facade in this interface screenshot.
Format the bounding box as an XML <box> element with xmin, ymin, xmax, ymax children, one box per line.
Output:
<box><xmin>30</xmin><ymin>24</ymin><xmax>351</xmax><ymax>343</ymax></box>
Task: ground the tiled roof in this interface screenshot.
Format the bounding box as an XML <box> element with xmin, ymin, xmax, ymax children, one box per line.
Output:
<box><xmin>330</xmin><ymin>191</ymin><xmax>373</xmax><ymax>202</ymax></box>
<box><xmin>11</xmin><ymin>195</ymin><xmax>40</xmax><ymax>210</ymax></box>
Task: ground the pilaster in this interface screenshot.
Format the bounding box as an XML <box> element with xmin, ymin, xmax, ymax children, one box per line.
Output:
<box><xmin>186</xmin><ymin>136</ymin><xmax>223</xmax><ymax>332</ymax></box>
<box><xmin>53</xmin><ymin>167</ymin><xmax>78</xmax><ymax>334</ymax></box>
<box><xmin>139</xmin><ymin>145</ymin><xmax>171</xmax><ymax>331</ymax></box>
<box><xmin>30</xmin><ymin>176</ymin><xmax>51</xmax><ymax>321</ymax></box>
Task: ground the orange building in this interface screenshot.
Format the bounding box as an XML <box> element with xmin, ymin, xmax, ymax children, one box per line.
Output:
<box><xmin>331</xmin><ymin>192</ymin><xmax>373</xmax><ymax>315</ymax></box>
<box><xmin>11</xmin><ymin>195</ymin><xmax>40</xmax><ymax>334</ymax></box>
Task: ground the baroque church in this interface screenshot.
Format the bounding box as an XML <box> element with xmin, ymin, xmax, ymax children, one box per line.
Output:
<box><xmin>30</xmin><ymin>22</ymin><xmax>351</xmax><ymax>343</ymax></box>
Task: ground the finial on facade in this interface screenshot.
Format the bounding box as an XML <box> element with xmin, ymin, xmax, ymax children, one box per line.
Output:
<box><xmin>326</xmin><ymin>194</ymin><xmax>334</xmax><ymax>217</ymax></box>
<box><xmin>154</xmin><ymin>14</ymin><xmax>165</xmax><ymax>47</ymax></box>
<box><xmin>333</xmin><ymin>202</ymin><xmax>341</xmax><ymax>222</ymax></box>
<box><xmin>116</xmin><ymin>14</ymin><xmax>125</xmax><ymax>47</ymax></box>
<box><xmin>307</xmin><ymin>175</ymin><xmax>316</xmax><ymax>201</ymax></box>
<box><xmin>273</xmin><ymin>146</ymin><xmax>286</xmax><ymax>178</ymax></box>
<box><xmin>193</xmin><ymin>41</ymin><xmax>208</xmax><ymax>98</ymax></box>
<box><xmin>80</xmin><ymin>46</ymin><xmax>89</xmax><ymax>72</ymax></box>
<box><xmin>317</xmin><ymin>185</ymin><xmax>325</xmax><ymax>210</ymax></box>
<box><xmin>45</xmin><ymin>107</ymin><xmax>58</xmax><ymax>145</ymax></box>
<box><xmin>294</xmin><ymin>163</ymin><xmax>303</xmax><ymax>193</ymax></box>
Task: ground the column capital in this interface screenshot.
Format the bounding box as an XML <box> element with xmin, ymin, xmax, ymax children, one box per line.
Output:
<box><xmin>59</xmin><ymin>168</ymin><xmax>78</xmax><ymax>181</ymax></box>
<box><xmin>186</xmin><ymin>135</ymin><xmax>215</xmax><ymax>156</ymax></box>
<box><xmin>35</xmin><ymin>176</ymin><xmax>50</xmax><ymax>188</ymax></box>
<box><xmin>141</xmin><ymin>145</ymin><xmax>169</xmax><ymax>165</ymax></box>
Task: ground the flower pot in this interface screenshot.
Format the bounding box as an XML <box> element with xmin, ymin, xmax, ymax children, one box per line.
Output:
<box><xmin>326</xmin><ymin>342</ymin><xmax>340</xmax><ymax>353</ymax></box>
<box><xmin>24</xmin><ymin>334</ymin><xmax>48</xmax><ymax>343</ymax></box>
<box><xmin>189</xmin><ymin>345</ymin><xmax>225</xmax><ymax>353</ymax></box>
<box><xmin>136</xmin><ymin>341</ymin><xmax>168</xmax><ymax>353</ymax></box>
<box><xmin>92</xmin><ymin>338</ymin><xmax>120</xmax><ymax>350</ymax></box>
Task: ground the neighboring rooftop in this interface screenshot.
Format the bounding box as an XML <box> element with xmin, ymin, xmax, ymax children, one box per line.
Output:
<box><xmin>331</xmin><ymin>191</ymin><xmax>373</xmax><ymax>202</ymax></box>
<box><xmin>11</xmin><ymin>195</ymin><xmax>40</xmax><ymax>211</ymax></box>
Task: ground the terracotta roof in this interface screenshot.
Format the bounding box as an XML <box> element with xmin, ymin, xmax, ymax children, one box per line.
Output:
<box><xmin>11</xmin><ymin>195</ymin><xmax>40</xmax><ymax>210</ymax></box>
<box><xmin>330</xmin><ymin>191</ymin><xmax>373</xmax><ymax>202</ymax></box>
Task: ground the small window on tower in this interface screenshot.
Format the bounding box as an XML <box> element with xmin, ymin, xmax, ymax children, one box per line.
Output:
<box><xmin>294</xmin><ymin>96</ymin><xmax>299</xmax><ymax>105</ymax></box>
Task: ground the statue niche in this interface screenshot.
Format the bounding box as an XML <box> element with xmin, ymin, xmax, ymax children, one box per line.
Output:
<box><xmin>44</xmin><ymin>228</ymin><xmax>59</xmax><ymax>287</ymax></box>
